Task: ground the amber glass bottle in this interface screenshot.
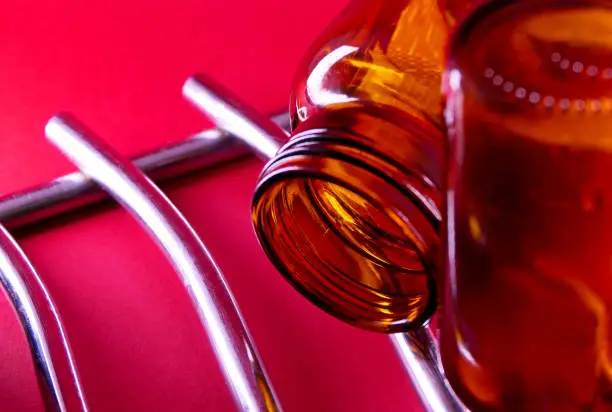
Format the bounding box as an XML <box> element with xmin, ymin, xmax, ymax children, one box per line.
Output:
<box><xmin>252</xmin><ymin>0</ymin><xmax>457</xmax><ymax>333</ymax></box>
<box><xmin>442</xmin><ymin>1</ymin><xmax>612</xmax><ymax>410</ymax></box>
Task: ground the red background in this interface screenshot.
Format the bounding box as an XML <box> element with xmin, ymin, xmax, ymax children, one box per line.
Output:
<box><xmin>0</xmin><ymin>1</ymin><xmax>424</xmax><ymax>410</ymax></box>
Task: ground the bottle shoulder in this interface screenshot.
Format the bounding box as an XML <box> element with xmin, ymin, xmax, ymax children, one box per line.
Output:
<box><xmin>290</xmin><ymin>0</ymin><xmax>449</xmax><ymax>131</ymax></box>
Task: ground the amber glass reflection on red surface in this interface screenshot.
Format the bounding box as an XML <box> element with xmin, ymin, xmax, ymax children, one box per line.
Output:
<box><xmin>442</xmin><ymin>1</ymin><xmax>612</xmax><ymax>410</ymax></box>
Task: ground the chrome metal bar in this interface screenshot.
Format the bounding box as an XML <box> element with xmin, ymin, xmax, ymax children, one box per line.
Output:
<box><xmin>183</xmin><ymin>75</ymin><xmax>286</xmax><ymax>156</ymax></box>
<box><xmin>183</xmin><ymin>75</ymin><xmax>288</xmax><ymax>159</ymax></box>
<box><xmin>390</xmin><ymin>330</ymin><xmax>465</xmax><ymax>412</ymax></box>
<box><xmin>45</xmin><ymin>115</ymin><xmax>281</xmax><ymax>412</ymax></box>
<box><xmin>183</xmin><ymin>74</ymin><xmax>463</xmax><ymax>412</ymax></box>
<box><xmin>0</xmin><ymin>113</ymin><xmax>289</xmax><ymax>231</ymax></box>
<box><xmin>0</xmin><ymin>224</ymin><xmax>87</xmax><ymax>412</ymax></box>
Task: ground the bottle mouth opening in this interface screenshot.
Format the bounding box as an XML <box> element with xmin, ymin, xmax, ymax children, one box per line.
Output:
<box><xmin>252</xmin><ymin>150</ymin><xmax>438</xmax><ymax>332</ymax></box>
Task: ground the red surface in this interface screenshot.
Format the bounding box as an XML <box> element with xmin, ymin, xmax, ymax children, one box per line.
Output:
<box><xmin>0</xmin><ymin>1</ymin><xmax>424</xmax><ymax>410</ymax></box>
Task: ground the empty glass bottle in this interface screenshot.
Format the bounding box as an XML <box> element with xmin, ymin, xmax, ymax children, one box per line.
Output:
<box><xmin>252</xmin><ymin>0</ymin><xmax>460</xmax><ymax>332</ymax></box>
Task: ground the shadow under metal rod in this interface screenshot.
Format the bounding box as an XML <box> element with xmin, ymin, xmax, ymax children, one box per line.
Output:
<box><xmin>0</xmin><ymin>224</ymin><xmax>87</xmax><ymax>412</ymax></box>
<box><xmin>183</xmin><ymin>74</ymin><xmax>465</xmax><ymax>412</ymax></box>
<box><xmin>45</xmin><ymin>115</ymin><xmax>281</xmax><ymax>412</ymax></box>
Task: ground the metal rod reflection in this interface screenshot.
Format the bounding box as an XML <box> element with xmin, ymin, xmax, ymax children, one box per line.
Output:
<box><xmin>182</xmin><ymin>74</ymin><xmax>463</xmax><ymax>412</ymax></box>
<box><xmin>45</xmin><ymin>115</ymin><xmax>281</xmax><ymax>412</ymax></box>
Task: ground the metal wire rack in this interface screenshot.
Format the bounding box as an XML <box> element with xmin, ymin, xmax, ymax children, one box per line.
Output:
<box><xmin>0</xmin><ymin>73</ymin><xmax>463</xmax><ymax>412</ymax></box>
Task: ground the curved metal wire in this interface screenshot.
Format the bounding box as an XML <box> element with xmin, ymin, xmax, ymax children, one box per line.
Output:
<box><xmin>45</xmin><ymin>115</ymin><xmax>281</xmax><ymax>412</ymax></box>
<box><xmin>182</xmin><ymin>74</ymin><xmax>463</xmax><ymax>412</ymax></box>
<box><xmin>0</xmin><ymin>224</ymin><xmax>87</xmax><ymax>412</ymax></box>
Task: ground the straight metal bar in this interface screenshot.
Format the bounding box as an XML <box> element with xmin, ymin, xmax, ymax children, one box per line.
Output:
<box><xmin>0</xmin><ymin>113</ymin><xmax>289</xmax><ymax>230</ymax></box>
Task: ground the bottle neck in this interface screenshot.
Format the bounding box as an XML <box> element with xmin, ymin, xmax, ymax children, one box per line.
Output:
<box><xmin>291</xmin><ymin>105</ymin><xmax>444</xmax><ymax>210</ymax></box>
<box><xmin>252</xmin><ymin>106</ymin><xmax>443</xmax><ymax>332</ymax></box>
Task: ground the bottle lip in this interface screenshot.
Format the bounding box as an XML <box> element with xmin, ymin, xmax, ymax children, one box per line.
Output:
<box><xmin>251</xmin><ymin>132</ymin><xmax>440</xmax><ymax>332</ymax></box>
<box><xmin>264</xmin><ymin>128</ymin><xmax>442</xmax><ymax>225</ymax></box>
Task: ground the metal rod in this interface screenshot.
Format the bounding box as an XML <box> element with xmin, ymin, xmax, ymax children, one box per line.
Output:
<box><xmin>183</xmin><ymin>74</ymin><xmax>464</xmax><ymax>412</ymax></box>
<box><xmin>0</xmin><ymin>113</ymin><xmax>290</xmax><ymax>231</ymax></box>
<box><xmin>390</xmin><ymin>329</ymin><xmax>465</xmax><ymax>412</ymax></box>
<box><xmin>45</xmin><ymin>115</ymin><xmax>281</xmax><ymax>412</ymax></box>
<box><xmin>183</xmin><ymin>74</ymin><xmax>288</xmax><ymax>160</ymax></box>
<box><xmin>0</xmin><ymin>223</ymin><xmax>87</xmax><ymax>412</ymax></box>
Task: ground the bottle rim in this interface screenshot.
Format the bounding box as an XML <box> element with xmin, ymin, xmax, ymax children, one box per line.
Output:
<box><xmin>252</xmin><ymin>132</ymin><xmax>439</xmax><ymax>332</ymax></box>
